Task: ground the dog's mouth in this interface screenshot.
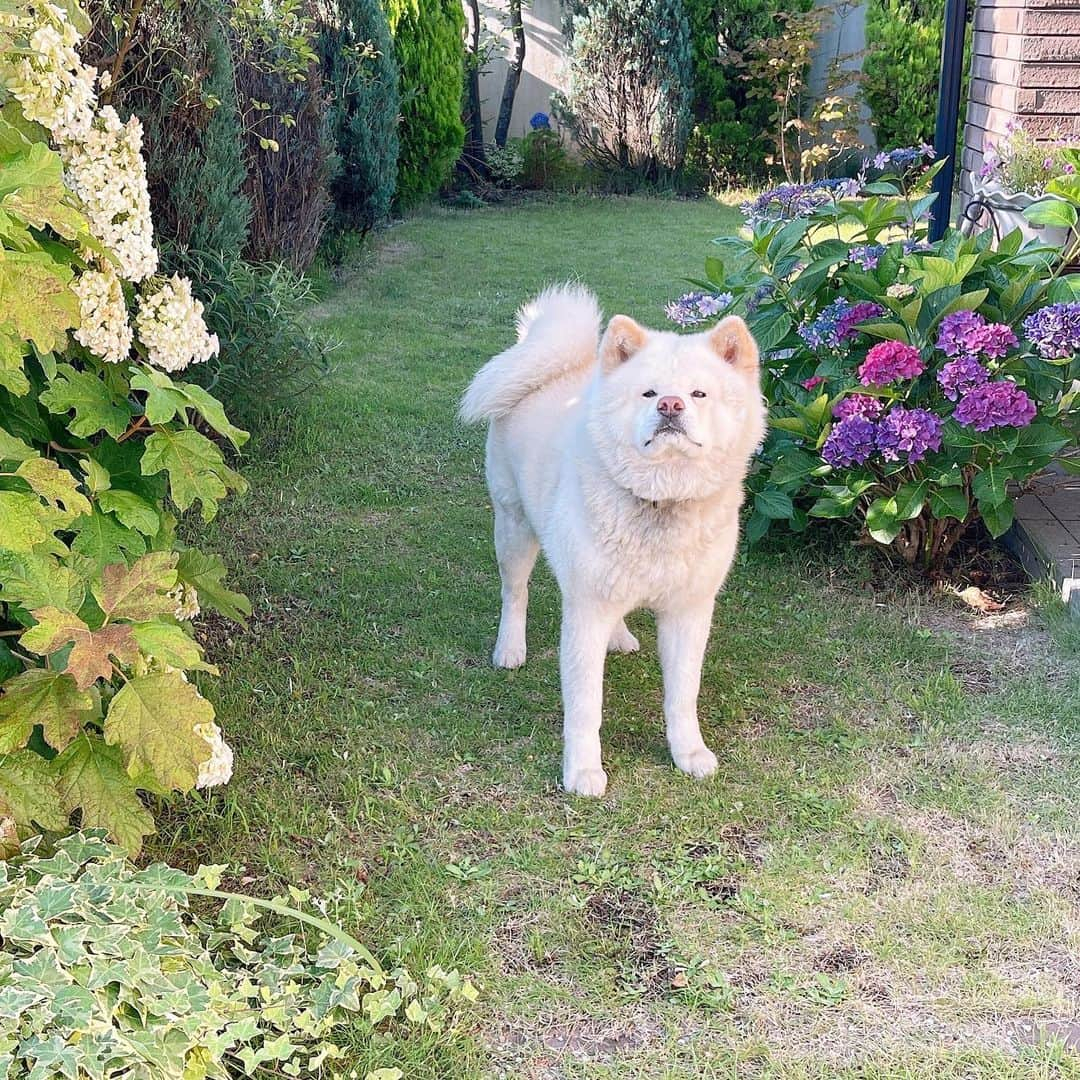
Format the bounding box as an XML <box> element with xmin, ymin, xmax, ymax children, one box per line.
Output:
<box><xmin>644</xmin><ymin>420</ymin><xmax>702</xmax><ymax>449</ymax></box>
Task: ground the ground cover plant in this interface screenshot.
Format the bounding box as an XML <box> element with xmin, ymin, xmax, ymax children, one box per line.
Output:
<box><xmin>172</xmin><ymin>196</ymin><xmax>1080</xmax><ymax>1077</ymax></box>
<box><xmin>682</xmin><ymin>151</ymin><xmax>1080</xmax><ymax>568</ymax></box>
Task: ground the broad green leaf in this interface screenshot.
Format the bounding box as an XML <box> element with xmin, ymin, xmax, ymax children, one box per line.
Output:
<box><xmin>0</xmin><ymin>550</ymin><xmax>84</xmax><ymax>612</ymax></box>
<box><xmin>175</xmin><ymin>548</ymin><xmax>251</xmax><ymax>623</ymax></box>
<box><xmin>132</xmin><ymin>620</ymin><xmax>218</xmax><ymax>674</ymax></box>
<box><xmin>858</xmin><ymin>320</ymin><xmax>910</xmax><ymax>343</ymax></box>
<box><xmin>808</xmin><ymin>495</ymin><xmax>852</xmax><ymax>518</ymax></box>
<box><xmin>768</xmin><ymin>448</ymin><xmax>819</xmax><ymax>487</ymax></box>
<box><xmin>0</xmin><ymin>427</ymin><xmax>34</xmax><ymax>462</ymax></box>
<box><xmin>0</xmin><ymin>668</ymin><xmax>92</xmax><ymax>755</ymax></box>
<box><xmin>0</xmin><ymin>749</ymin><xmax>67</xmax><ymax>830</ymax></box>
<box><xmin>912</xmin><ymin>254</ymin><xmax>978</xmax><ymax>292</ymax></box>
<box><xmin>0</xmin><ymin>491</ymin><xmax>56</xmax><ymax>552</ymax></box>
<box><xmin>15</xmin><ymin>456</ymin><xmax>91</xmax><ymax>519</ymax></box>
<box><xmin>130</xmin><ymin>366</ymin><xmax>249</xmax><ymax>448</ymax></box>
<box><xmin>748</xmin><ymin>312</ymin><xmax>793</xmax><ymax>354</ymax></box>
<box><xmin>929</xmin><ymin>485</ymin><xmax>969</xmax><ymax>521</ymax></box>
<box><xmin>972</xmin><ymin>464</ymin><xmax>1007</xmax><ymax>508</ymax></box>
<box><xmin>1023</xmin><ymin>198</ymin><xmax>1077</xmax><ymax>231</ymax></box>
<box><xmin>103</xmin><ymin>672</ymin><xmax>213</xmax><ymax>792</ymax></box>
<box><xmin>81</xmin><ymin>456</ymin><xmax>111</xmax><ymax>494</ymax></box>
<box><xmin>92</xmin><ymin>552</ymin><xmax>178</xmax><ymax>622</ymax></box>
<box><xmin>70</xmin><ymin>506</ymin><xmax>146</xmax><ymax>571</ymax></box>
<box><xmin>1047</xmin><ymin>174</ymin><xmax>1080</xmax><ymax>205</ymax></box>
<box><xmin>53</xmin><ymin>734</ymin><xmax>155</xmax><ymax>855</ymax></box>
<box><xmin>893</xmin><ymin>480</ymin><xmax>927</xmax><ymax>521</ymax></box>
<box><xmin>96</xmin><ymin>488</ymin><xmax>160</xmax><ymax>535</ymax></box>
<box><xmin>0</xmin><ymin>249</ymin><xmax>79</xmax><ymax>352</ymax></box>
<box><xmin>754</xmin><ymin>488</ymin><xmax>794</xmax><ymax>520</ymax></box>
<box><xmin>0</xmin><ymin>328</ymin><xmax>30</xmax><ymax>395</ymax></box>
<box><xmin>865</xmin><ymin>496</ymin><xmax>902</xmax><ymax>544</ymax></box>
<box><xmin>21</xmin><ymin>607</ymin><xmax>139</xmax><ymax>690</ymax></box>
<box><xmin>39</xmin><ymin>364</ymin><xmax>134</xmax><ymax>438</ymax></box>
<box><xmin>140</xmin><ymin>428</ymin><xmax>246</xmax><ymax>521</ymax></box>
<box><xmin>981</xmin><ymin>498</ymin><xmax>1014</xmax><ymax>538</ymax></box>
<box><xmin>743</xmin><ymin>510</ymin><xmax>771</xmax><ymax>545</ymax></box>
<box><xmin>0</xmin><ymin>142</ymin><xmax>90</xmax><ymax>242</ymax></box>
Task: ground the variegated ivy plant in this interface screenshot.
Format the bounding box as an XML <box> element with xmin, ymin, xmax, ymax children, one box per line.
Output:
<box><xmin>0</xmin><ymin>0</ymin><xmax>250</xmax><ymax>855</ymax></box>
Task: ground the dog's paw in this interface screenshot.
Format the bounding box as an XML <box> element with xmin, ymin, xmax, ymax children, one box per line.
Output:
<box><xmin>492</xmin><ymin>643</ymin><xmax>527</xmax><ymax>669</ymax></box>
<box><xmin>607</xmin><ymin>625</ymin><xmax>641</xmax><ymax>654</ymax></box>
<box><xmin>563</xmin><ymin>767</ymin><xmax>608</xmax><ymax>797</ymax></box>
<box><xmin>673</xmin><ymin>745</ymin><xmax>718</xmax><ymax>779</ymax></box>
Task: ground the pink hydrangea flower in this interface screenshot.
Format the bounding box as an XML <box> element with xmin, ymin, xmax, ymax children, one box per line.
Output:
<box><xmin>858</xmin><ymin>340</ymin><xmax>924</xmax><ymax>386</ymax></box>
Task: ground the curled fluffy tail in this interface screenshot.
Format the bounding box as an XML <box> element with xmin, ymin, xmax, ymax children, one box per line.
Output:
<box><xmin>459</xmin><ymin>283</ymin><xmax>601</xmax><ymax>424</ymax></box>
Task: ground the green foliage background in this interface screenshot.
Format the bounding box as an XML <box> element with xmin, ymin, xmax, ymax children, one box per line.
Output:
<box><xmin>318</xmin><ymin>0</ymin><xmax>400</xmax><ymax>236</ymax></box>
<box><xmin>386</xmin><ymin>0</ymin><xmax>466</xmax><ymax>205</ymax></box>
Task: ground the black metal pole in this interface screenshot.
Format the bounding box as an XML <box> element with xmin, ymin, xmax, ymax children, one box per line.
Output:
<box><xmin>929</xmin><ymin>0</ymin><xmax>968</xmax><ymax>241</ymax></box>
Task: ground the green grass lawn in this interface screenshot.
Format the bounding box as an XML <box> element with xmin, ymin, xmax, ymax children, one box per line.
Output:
<box><xmin>169</xmin><ymin>196</ymin><xmax>1080</xmax><ymax>1078</ymax></box>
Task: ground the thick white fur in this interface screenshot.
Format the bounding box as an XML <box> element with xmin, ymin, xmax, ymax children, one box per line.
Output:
<box><xmin>461</xmin><ymin>284</ymin><xmax>766</xmax><ymax>796</ymax></box>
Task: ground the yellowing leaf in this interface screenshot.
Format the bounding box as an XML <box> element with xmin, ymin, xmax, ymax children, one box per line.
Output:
<box><xmin>53</xmin><ymin>733</ymin><xmax>155</xmax><ymax>855</ymax></box>
<box><xmin>132</xmin><ymin>620</ymin><xmax>218</xmax><ymax>674</ymax></box>
<box><xmin>0</xmin><ymin>550</ymin><xmax>84</xmax><ymax>611</ymax></box>
<box><xmin>0</xmin><ymin>668</ymin><xmax>93</xmax><ymax>753</ymax></box>
<box><xmin>92</xmin><ymin>552</ymin><xmax>178</xmax><ymax>622</ymax></box>
<box><xmin>0</xmin><ymin>250</ymin><xmax>79</xmax><ymax>353</ymax></box>
<box><xmin>141</xmin><ymin>428</ymin><xmax>247</xmax><ymax>521</ymax></box>
<box><xmin>15</xmin><ymin>456</ymin><xmax>91</xmax><ymax>519</ymax></box>
<box><xmin>21</xmin><ymin>607</ymin><xmax>139</xmax><ymax>690</ymax></box>
<box><xmin>0</xmin><ymin>749</ymin><xmax>67</xmax><ymax>830</ymax></box>
<box><xmin>0</xmin><ymin>427</ymin><xmax>34</xmax><ymax>462</ymax></box>
<box><xmin>103</xmin><ymin>671</ymin><xmax>213</xmax><ymax>791</ymax></box>
<box><xmin>0</xmin><ymin>491</ymin><xmax>56</xmax><ymax>552</ymax></box>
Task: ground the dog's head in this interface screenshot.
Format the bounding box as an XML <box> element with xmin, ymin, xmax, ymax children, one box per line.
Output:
<box><xmin>585</xmin><ymin>314</ymin><xmax>766</xmax><ymax>503</ymax></box>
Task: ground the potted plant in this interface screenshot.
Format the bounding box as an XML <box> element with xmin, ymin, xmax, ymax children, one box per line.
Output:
<box><xmin>972</xmin><ymin>121</ymin><xmax>1078</xmax><ymax>250</ymax></box>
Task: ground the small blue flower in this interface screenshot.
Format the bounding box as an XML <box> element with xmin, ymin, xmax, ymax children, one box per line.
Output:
<box><xmin>530</xmin><ymin>112</ymin><xmax>551</xmax><ymax>130</ymax></box>
<box><xmin>664</xmin><ymin>291</ymin><xmax>733</xmax><ymax>327</ymax></box>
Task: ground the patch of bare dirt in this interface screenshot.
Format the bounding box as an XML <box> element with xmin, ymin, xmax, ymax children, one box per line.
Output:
<box><xmin>583</xmin><ymin>889</ymin><xmax>676</xmax><ymax>996</ymax></box>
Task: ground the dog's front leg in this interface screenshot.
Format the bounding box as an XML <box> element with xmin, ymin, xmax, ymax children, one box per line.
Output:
<box><xmin>657</xmin><ymin>600</ymin><xmax>718</xmax><ymax>779</ymax></box>
<box><xmin>560</xmin><ymin>601</ymin><xmax>617</xmax><ymax>797</ymax></box>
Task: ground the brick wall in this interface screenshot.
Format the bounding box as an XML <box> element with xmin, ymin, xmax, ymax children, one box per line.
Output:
<box><xmin>961</xmin><ymin>0</ymin><xmax>1080</xmax><ymax>202</ymax></box>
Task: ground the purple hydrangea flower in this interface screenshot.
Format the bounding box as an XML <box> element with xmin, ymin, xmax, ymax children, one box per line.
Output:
<box><xmin>858</xmin><ymin>340</ymin><xmax>925</xmax><ymax>385</ymax></box>
<box><xmin>799</xmin><ymin>298</ymin><xmax>883</xmax><ymax>349</ymax></box>
<box><xmin>869</xmin><ymin>145</ymin><xmax>936</xmax><ymax>173</ymax></box>
<box><xmin>953</xmin><ymin>381</ymin><xmax>1037</xmax><ymax>431</ymax></box>
<box><xmin>936</xmin><ymin>310</ymin><xmax>1018</xmax><ymax>360</ymax></box>
<box><xmin>740</xmin><ymin>178</ymin><xmax>860</xmax><ymax>226</ymax></box>
<box><xmin>802</xmin><ymin>375</ymin><xmax>828</xmax><ymax>391</ymax></box>
<box><xmin>822</xmin><ymin>416</ymin><xmax>877</xmax><ymax>467</ymax></box>
<box><xmin>937</xmin><ymin>356</ymin><xmax>989</xmax><ymax>401</ymax></box>
<box><xmin>665</xmin><ymin>291</ymin><xmax>733</xmax><ymax>327</ymax></box>
<box><xmin>1023</xmin><ymin>302</ymin><xmax>1080</xmax><ymax>360</ymax></box>
<box><xmin>876</xmin><ymin>407</ymin><xmax>943</xmax><ymax>463</ymax></box>
<box><xmin>746</xmin><ymin>281</ymin><xmax>775</xmax><ymax>314</ymax></box>
<box><xmin>833</xmin><ymin>394</ymin><xmax>885</xmax><ymax>422</ymax></box>
<box><xmin>902</xmin><ymin>238</ymin><xmax>932</xmax><ymax>255</ymax></box>
<box><xmin>849</xmin><ymin>244</ymin><xmax>886</xmax><ymax>270</ymax></box>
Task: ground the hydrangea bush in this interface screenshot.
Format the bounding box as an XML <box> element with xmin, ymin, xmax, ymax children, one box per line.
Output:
<box><xmin>0</xmin><ymin>832</ymin><xmax>478</xmax><ymax>1079</ymax></box>
<box><xmin>0</xmin><ymin>0</ymin><xmax>250</xmax><ymax>855</ymax></box>
<box><xmin>678</xmin><ymin>150</ymin><xmax>1080</xmax><ymax>567</ymax></box>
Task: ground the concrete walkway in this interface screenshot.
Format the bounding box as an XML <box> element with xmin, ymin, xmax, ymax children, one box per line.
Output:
<box><xmin>1008</xmin><ymin>466</ymin><xmax>1080</xmax><ymax>613</ymax></box>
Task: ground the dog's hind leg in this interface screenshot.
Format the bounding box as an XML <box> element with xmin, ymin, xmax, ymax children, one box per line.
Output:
<box><xmin>491</xmin><ymin>500</ymin><xmax>538</xmax><ymax>669</ymax></box>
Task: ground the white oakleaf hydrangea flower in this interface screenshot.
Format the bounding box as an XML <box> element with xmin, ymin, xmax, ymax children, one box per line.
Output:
<box><xmin>136</xmin><ymin>274</ymin><xmax>219</xmax><ymax>372</ymax></box>
<box><xmin>1</xmin><ymin>4</ymin><xmax>96</xmax><ymax>144</ymax></box>
<box><xmin>168</xmin><ymin>582</ymin><xmax>201</xmax><ymax>621</ymax></box>
<box><xmin>62</xmin><ymin>106</ymin><xmax>159</xmax><ymax>282</ymax></box>
<box><xmin>73</xmin><ymin>264</ymin><xmax>132</xmax><ymax>362</ymax></box>
<box><xmin>194</xmin><ymin>722</ymin><xmax>233</xmax><ymax>790</ymax></box>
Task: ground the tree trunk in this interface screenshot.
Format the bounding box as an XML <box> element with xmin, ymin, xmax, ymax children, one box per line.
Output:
<box><xmin>494</xmin><ymin>0</ymin><xmax>525</xmax><ymax>148</ymax></box>
<box><xmin>462</xmin><ymin>0</ymin><xmax>487</xmax><ymax>174</ymax></box>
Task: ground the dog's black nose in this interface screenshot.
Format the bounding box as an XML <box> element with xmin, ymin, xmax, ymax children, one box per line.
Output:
<box><xmin>657</xmin><ymin>396</ymin><xmax>684</xmax><ymax>416</ymax></box>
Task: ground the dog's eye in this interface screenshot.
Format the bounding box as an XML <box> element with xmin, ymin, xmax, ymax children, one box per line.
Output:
<box><xmin>691</xmin><ymin>390</ymin><xmax>707</xmax><ymax>399</ymax></box>
<box><xmin>642</xmin><ymin>390</ymin><xmax>657</xmax><ymax>398</ymax></box>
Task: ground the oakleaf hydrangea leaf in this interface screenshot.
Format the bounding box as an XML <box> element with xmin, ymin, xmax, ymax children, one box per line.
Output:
<box><xmin>140</xmin><ymin>428</ymin><xmax>247</xmax><ymax>521</ymax></box>
<box><xmin>39</xmin><ymin>364</ymin><xmax>134</xmax><ymax>439</ymax></box>
<box><xmin>0</xmin><ymin>550</ymin><xmax>85</xmax><ymax>611</ymax></box>
<box><xmin>0</xmin><ymin>143</ymin><xmax>91</xmax><ymax>242</ymax></box>
<box><xmin>131</xmin><ymin>621</ymin><xmax>217</xmax><ymax>674</ymax></box>
<box><xmin>15</xmin><ymin>456</ymin><xmax>91</xmax><ymax>519</ymax></box>
<box><xmin>95</xmin><ymin>488</ymin><xmax>159</xmax><ymax>535</ymax></box>
<box><xmin>0</xmin><ymin>749</ymin><xmax>67</xmax><ymax>830</ymax></box>
<box><xmin>52</xmin><ymin>736</ymin><xmax>155</xmax><ymax>855</ymax></box>
<box><xmin>0</xmin><ymin>668</ymin><xmax>93</xmax><ymax>754</ymax></box>
<box><xmin>130</xmin><ymin>366</ymin><xmax>249</xmax><ymax>448</ymax></box>
<box><xmin>103</xmin><ymin>672</ymin><xmax>213</xmax><ymax>792</ymax></box>
<box><xmin>0</xmin><ymin>491</ymin><xmax>57</xmax><ymax>552</ymax></box>
<box><xmin>0</xmin><ymin>326</ymin><xmax>29</xmax><ymax>396</ymax></box>
<box><xmin>21</xmin><ymin>607</ymin><xmax>139</xmax><ymax>690</ymax></box>
<box><xmin>0</xmin><ymin>426</ymin><xmax>34</xmax><ymax>462</ymax></box>
<box><xmin>0</xmin><ymin>250</ymin><xmax>79</xmax><ymax>353</ymax></box>
<box><xmin>70</xmin><ymin>507</ymin><xmax>146</xmax><ymax>572</ymax></box>
<box><xmin>175</xmin><ymin>549</ymin><xmax>251</xmax><ymax>623</ymax></box>
<box><xmin>91</xmin><ymin>552</ymin><xmax>177</xmax><ymax>622</ymax></box>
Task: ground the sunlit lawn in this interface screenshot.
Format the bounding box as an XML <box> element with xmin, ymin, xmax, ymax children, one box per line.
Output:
<box><xmin>165</xmin><ymin>195</ymin><xmax>1080</xmax><ymax>1078</ymax></box>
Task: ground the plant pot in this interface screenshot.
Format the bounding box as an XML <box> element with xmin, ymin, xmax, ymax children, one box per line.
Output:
<box><xmin>969</xmin><ymin>179</ymin><xmax>1073</xmax><ymax>250</ymax></box>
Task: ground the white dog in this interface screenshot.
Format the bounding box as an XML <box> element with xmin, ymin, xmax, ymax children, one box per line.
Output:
<box><xmin>461</xmin><ymin>285</ymin><xmax>765</xmax><ymax>796</ymax></box>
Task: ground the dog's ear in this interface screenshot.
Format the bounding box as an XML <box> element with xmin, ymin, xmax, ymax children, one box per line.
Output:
<box><xmin>600</xmin><ymin>315</ymin><xmax>648</xmax><ymax>372</ymax></box>
<box><xmin>708</xmin><ymin>315</ymin><xmax>759</xmax><ymax>376</ymax></box>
